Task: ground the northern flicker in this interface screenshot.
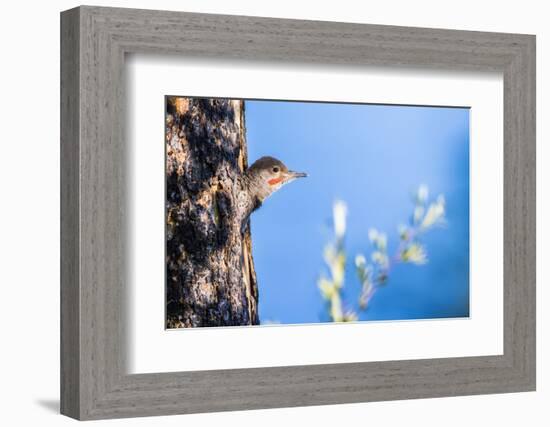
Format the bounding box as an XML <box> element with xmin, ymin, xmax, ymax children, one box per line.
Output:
<box><xmin>238</xmin><ymin>156</ymin><xmax>307</xmax><ymax>228</ymax></box>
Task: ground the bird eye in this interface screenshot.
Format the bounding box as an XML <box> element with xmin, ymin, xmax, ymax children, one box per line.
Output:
<box><xmin>272</xmin><ymin>167</ymin><xmax>279</xmax><ymax>173</ymax></box>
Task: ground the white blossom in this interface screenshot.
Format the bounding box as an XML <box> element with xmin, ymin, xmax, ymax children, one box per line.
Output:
<box><xmin>420</xmin><ymin>196</ymin><xmax>446</xmax><ymax>230</ymax></box>
<box><xmin>333</xmin><ymin>200</ymin><xmax>348</xmax><ymax>239</ymax></box>
<box><xmin>368</xmin><ymin>228</ymin><xmax>378</xmax><ymax>242</ymax></box>
<box><xmin>355</xmin><ymin>254</ymin><xmax>367</xmax><ymax>268</ymax></box>
<box><xmin>416</xmin><ymin>184</ymin><xmax>429</xmax><ymax>204</ymax></box>
<box><xmin>401</xmin><ymin>243</ymin><xmax>428</xmax><ymax>265</ymax></box>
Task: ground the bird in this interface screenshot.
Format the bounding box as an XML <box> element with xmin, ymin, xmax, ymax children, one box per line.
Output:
<box><xmin>238</xmin><ymin>156</ymin><xmax>307</xmax><ymax>228</ymax></box>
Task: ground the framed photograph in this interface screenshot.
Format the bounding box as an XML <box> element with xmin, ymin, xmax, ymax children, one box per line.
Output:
<box><xmin>61</xmin><ymin>6</ymin><xmax>536</xmax><ymax>420</ymax></box>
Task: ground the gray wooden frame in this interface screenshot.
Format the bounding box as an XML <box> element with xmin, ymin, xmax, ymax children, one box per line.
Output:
<box><xmin>61</xmin><ymin>5</ymin><xmax>536</xmax><ymax>420</ymax></box>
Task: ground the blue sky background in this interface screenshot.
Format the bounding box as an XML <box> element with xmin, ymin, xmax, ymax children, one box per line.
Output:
<box><xmin>245</xmin><ymin>100</ymin><xmax>470</xmax><ymax>325</ymax></box>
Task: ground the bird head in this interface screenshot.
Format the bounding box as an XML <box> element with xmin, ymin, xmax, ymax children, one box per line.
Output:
<box><xmin>245</xmin><ymin>156</ymin><xmax>307</xmax><ymax>201</ymax></box>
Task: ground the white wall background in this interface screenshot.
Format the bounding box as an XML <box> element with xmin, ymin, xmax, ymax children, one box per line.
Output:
<box><xmin>0</xmin><ymin>0</ymin><xmax>546</xmax><ymax>425</ymax></box>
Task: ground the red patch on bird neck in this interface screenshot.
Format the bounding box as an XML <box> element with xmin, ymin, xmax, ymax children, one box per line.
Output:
<box><xmin>268</xmin><ymin>177</ymin><xmax>284</xmax><ymax>186</ymax></box>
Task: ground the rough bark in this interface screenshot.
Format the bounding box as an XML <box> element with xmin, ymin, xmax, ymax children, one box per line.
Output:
<box><xmin>165</xmin><ymin>97</ymin><xmax>258</xmax><ymax>328</ymax></box>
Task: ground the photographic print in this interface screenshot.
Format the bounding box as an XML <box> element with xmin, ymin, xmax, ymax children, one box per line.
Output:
<box><xmin>165</xmin><ymin>96</ymin><xmax>469</xmax><ymax>329</ymax></box>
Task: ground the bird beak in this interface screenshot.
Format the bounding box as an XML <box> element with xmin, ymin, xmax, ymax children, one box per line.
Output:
<box><xmin>288</xmin><ymin>171</ymin><xmax>308</xmax><ymax>179</ymax></box>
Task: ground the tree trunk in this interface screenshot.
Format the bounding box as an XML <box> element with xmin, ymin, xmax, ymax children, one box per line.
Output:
<box><xmin>165</xmin><ymin>97</ymin><xmax>258</xmax><ymax>328</ymax></box>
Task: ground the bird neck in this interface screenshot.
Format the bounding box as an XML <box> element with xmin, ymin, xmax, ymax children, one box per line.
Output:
<box><xmin>242</xmin><ymin>170</ymin><xmax>273</xmax><ymax>202</ymax></box>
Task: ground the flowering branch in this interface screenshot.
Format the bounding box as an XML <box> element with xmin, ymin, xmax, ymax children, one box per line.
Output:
<box><xmin>318</xmin><ymin>201</ymin><xmax>358</xmax><ymax>322</ymax></box>
<box><xmin>318</xmin><ymin>185</ymin><xmax>446</xmax><ymax>322</ymax></box>
<box><xmin>355</xmin><ymin>185</ymin><xmax>446</xmax><ymax>310</ymax></box>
